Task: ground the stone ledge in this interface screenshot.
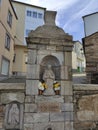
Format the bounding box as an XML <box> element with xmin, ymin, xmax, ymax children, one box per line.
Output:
<box><xmin>73</xmin><ymin>84</ymin><xmax>98</xmax><ymax>91</ymax></box>
<box><xmin>0</xmin><ymin>83</ymin><xmax>25</xmax><ymax>92</ymax></box>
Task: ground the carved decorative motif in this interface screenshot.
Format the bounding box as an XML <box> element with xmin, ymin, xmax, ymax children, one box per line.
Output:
<box><xmin>4</xmin><ymin>101</ymin><xmax>23</xmax><ymax>130</ymax></box>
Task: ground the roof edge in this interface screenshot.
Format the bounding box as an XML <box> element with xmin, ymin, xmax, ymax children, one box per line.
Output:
<box><xmin>11</xmin><ymin>0</ymin><xmax>46</xmax><ymax>10</ymax></box>
<box><xmin>9</xmin><ymin>0</ymin><xmax>18</xmax><ymax>19</ymax></box>
<box><xmin>82</xmin><ymin>12</ymin><xmax>98</xmax><ymax>19</ymax></box>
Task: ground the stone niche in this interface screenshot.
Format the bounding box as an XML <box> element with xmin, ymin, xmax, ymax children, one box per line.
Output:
<box><xmin>4</xmin><ymin>101</ymin><xmax>23</xmax><ymax>130</ymax></box>
<box><xmin>25</xmin><ymin>10</ymin><xmax>74</xmax><ymax>130</ymax></box>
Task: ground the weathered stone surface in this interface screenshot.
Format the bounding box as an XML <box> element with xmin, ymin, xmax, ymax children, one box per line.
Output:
<box><xmin>64</xmin><ymin>52</ymin><xmax>72</xmax><ymax>66</ymax></box>
<box><xmin>61</xmin><ymin>81</ymin><xmax>73</xmax><ymax>96</ymax></box>
<box><xmin>84</xmin><ymin>32</ymin><xmax>98</xmax><ymax>83</ymax></box>
<box><xmin>1</xmin><ymin>93</ymin><xmax>24</xmax><ymax>104</ymax></box>
<box><xmin>24</xmin><ymin>124</ymin><xmax>34</xmax><ymax>130</ymax></box>
<box><xmin>27</xmin><ymin>50</ymin><xmax>37</xmax><ymax>65</ymax></box>
<box><xmin>35</xmin><ymin>96</ymin><xmax>64</xmax><ymax>103</ymax></box>
<box><xmin>64</xmin><ymin>96</ymin><xmax>73</xmax><ymax>103</ymax></box>
<box><xmin>50</xmin><ymin>112</ymin><xmax>73</xmax><ymax>121</ymax></box>
<box><xmin>38</xmin><ymin>102</ymin><xmax>60</xmax><ymax>112</ymax></box>
<box><xmin>24</xmin><ymin>113</ymin><xmax>49</xmax><ymax>123</ymax></box>
<box><xmin>27</xmin><ymin>64</ymin><xmax>40</xmax><ymax>79</ymax></box>
<box><xmin>76</xmin><ymin>93</ymin><xmax>98</xmax><ymax>121</ymax></box>
<box><xmin>77</xmin><ymin>110</ymin><xmax>94</xmax><ymax>121</ymax></box>
<box><xmin>61</xmin><ymin>66</ymin><xmax>69</xmax><ymax>80</ymax></box>
<box><xmin>34</xmin><ymin>122</ymin><xmax>64</xmax><ymax>130</ymax></box>
<box><xmin>74</xmin><ymin>122</ymin><xmax>96</xmax><ymax>130</ymax></box>
<box><xmin>50</xmin><ymin>112</ymin><xmax>65</xmax><ymax>122</ymax></box>
<box><xmin>0</xmin><ymin>115</ymin><xmax>4</xmax><ymax>129</ymax></box>
<box><xmin>65</xmin><ymin>112</ymin><xmax>73</xmax><ymax>121</ymax></box>
<box><xmin>0</xmin><ymin>83</ymin><xmax>25</xmax><ymax>91</ymax></box>
<box><xmin>25</xmin><ymin>96</ymin><xmax>35</xmax><ymax>103</ymax></box>
<box><xmin>65</xmin><ymin>122</ymin><xmax>73</xmax><ymax>130</ymax></box>
<box><xmin>4</xmin><ymin>103</ymin><xmax>24</xmax><ymax>130</ymax></box>
<box><xmin>26</xmin><ymin>80</ymin><xmax>38</xmax><ymax>95</ymax></box>
<box><xmin>47</xmin><ymin>45</ymin><xmax>56</xmax><ymax>51</ymax></box>
<box><xmin>0</xmin><ymin>106</ymin><xmax>4</xmax><ymax>116</ymax></box>
<box><xmin>73</xmin><ymin>84</ymin><xmax>98</xmax><ymax>90</ymax></box>
<box><xmin>61</xmin><ymin>103</ymin><xmax>73</xmax><ymax>112</ymax></box>
<box><xmin>25</xmin><ymin>104</ymin><xmax>37</xmax><ymax>113</ymax></box>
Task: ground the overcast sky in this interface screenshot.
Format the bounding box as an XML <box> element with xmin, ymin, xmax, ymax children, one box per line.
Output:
<box><xmin>15</xmin><ymin>0</ymin><xmax>98</xmax><ymax>42</ymax></box>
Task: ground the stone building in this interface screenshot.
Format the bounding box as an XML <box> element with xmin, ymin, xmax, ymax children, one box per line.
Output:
<box><xmin>83</xmin><ymin>12</ymin><xmax>98</xmax><ymax>83</ymax></box>
<box><xmin>83</xmin><ymin>32</ymin><xmax>98</xmax><ymax>83</ymax></box>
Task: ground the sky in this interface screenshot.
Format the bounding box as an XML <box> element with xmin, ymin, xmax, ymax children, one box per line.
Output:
<box><xmin>16</xmin><ymin>0</ymin><xmax>98</xmax><ymax>42</ymax></box>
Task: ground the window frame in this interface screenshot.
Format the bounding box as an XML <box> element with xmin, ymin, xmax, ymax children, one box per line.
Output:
<box><xmin>38</xmin><ymin>13</ymin><xmax>43</xmax><ymax>19</ymax></box>
<box><xmin>27</xmin><ymin>10</ymin><xmax>32</xmax><ymax>17</ymax></box>
<box><xmin>1</xmin><ymin>56</ymin><xmax>10</xmax><ymax>76</ymax></box>
<box><xmin>7</xmin><ymin>10</ymin><xmax>12</xmax><ymax>27</ymax></box>
<box><xmin>33</xmin><ymin>11</ymin><xmax>37</xmax><ymax>18</ymax></box>
<box><xmin>5</xmin><ymin>33</ymin><xmax>11</xmax><ymax>51</ymax></box>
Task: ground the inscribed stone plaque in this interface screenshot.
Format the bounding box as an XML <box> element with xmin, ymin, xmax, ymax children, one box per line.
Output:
<box><xmin>38</xmin><ymin>102</ymin><xmax>60</xmax><ymax>112</ymax></box>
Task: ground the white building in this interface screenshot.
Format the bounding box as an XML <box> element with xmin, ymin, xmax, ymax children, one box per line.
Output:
<box><xmin>72</xmin><ymin>41</ymin><xmax>86</xmax><ymax>72</ymax></box>
<box><xmin>83</xmin><ymin>12</ymin><xmax>98</xmax><ymax>37</ymax></box>
<box><xmin>12</xmin><ymin>0</ymin><xmax>46</xmax><ymax>45</ymax></box>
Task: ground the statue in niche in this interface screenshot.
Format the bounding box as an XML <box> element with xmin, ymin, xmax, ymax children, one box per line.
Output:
<box><xmin>43</xmin><ymin>64</ymin><xmax>55</xmax><ymax>95</ymax></box>
<box><xmin>8</xmin><ymin>103</ymin><xmax>19</xmax><ymax>125</ymax></box>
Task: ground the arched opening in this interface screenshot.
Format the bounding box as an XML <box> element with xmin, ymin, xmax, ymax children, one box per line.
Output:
<box><xmin>40</xmin><ymin>55</ymin><xmax>60</xmax><ymax>80</ymax></box>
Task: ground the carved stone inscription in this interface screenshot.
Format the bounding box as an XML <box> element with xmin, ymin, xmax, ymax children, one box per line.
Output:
<box><xmin>38</xmin><ymin>102</ymin><xmax>60</xmax><ymax>112</ymax></box>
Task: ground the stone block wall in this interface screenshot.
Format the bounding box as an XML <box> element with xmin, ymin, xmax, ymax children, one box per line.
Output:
<box><xmin>73</xmin><ymin>84</ymin><xmax>98</xmax><ymax>130</ymax></box>
<box><xmin>84</xmin><ymin>32</ymin><xmax>98</xmax><ymax>83</ymax></box>
<box><xmin>0</xmin><ymin>83</ymin><xmax>98</xmax><ymax>130</ymax></box>
<box><xmin>0</xmin><ymin>83</ymin><xmax>25</xmax><ymax>130</ymax></box>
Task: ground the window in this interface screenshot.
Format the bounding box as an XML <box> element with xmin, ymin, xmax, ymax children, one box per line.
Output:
<box><xmin>27</xmin><ymin>10</ymin><xmax>32</xmax><ymax>17</ymax></box>
<box><xmin>33</xmin><ymin>11</ymin><xmax>37</xmax><ymax>18</ymax></box>
<box><xmin>5</xmin><ymin>33</ymin><xmax>11</xmax><ymax>50</ymax></box>
<box><xmin>7</xmin><ymin>10</ymin><xmax>12</xmax><ymax>27</ymax></box>
<box><xmin>25</xmin><ymin>55</ymin><xmax>28</xmax><ymax>64</ymax></box>
<box><xmin>1</xmin><ymin>57</ymin><xmax>10</xmax><ymax>75</ymax></box>
<box><xmin>38</xmin><ymin>13</ymin><xmax>43</xmax><ymax>19</ymax></box>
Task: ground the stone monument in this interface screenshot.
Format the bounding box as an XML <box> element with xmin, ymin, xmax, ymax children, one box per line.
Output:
<box><xmin>25</xmin><ymin>10</ymin><xmax>74</xmax><ymax>130</ymax></box>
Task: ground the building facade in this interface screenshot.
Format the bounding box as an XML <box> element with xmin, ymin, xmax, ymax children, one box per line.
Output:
<box><xmin>83</xmin><ymin>12</ymin><xmax>98</xmax><ymax>37</ymax></box>
<box><xmin>0</xmin><ymin>0</ymin><xmax>17</xmax><ymax>77</ymax></box>
<box><xmin>72</xmin><ymin>41</ymin><xmax>86</xmax><ymax>73</ymax></box>
<box><xmin>11</xmin><ymin>0</ymin><xmax>46</xmax><ymax>76</ymax></box>
<box><xmin>83</xmin><ymin>12</ymin><xmax>98</xmax><ymax>83</ymax></box>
